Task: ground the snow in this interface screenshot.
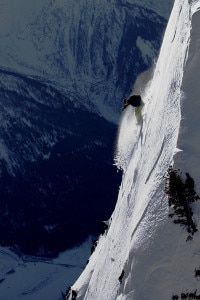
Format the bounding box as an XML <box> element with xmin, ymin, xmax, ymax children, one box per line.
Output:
<box><xmin>0</xmin><ymin>0</ymin><xmax>173</xmax><ymax>124</ymax></box>
<box><xmin>174</xmin><ymin>7</ymin><xmax>200</xmax><ymax>195</ymax></box>
<box><xmin>0</xmin><ymin>238</ymin><xmax>92</xmax><ymax>300</ymax></box>
<box><xmin>67</xmin><ymin>0</ymin><xmax>200</xmax><ymax>299</ymax></box>
<box><xmin>114</xmin><ymin>105</ymin><xmax>143</xmax><ymax>172</ymax></box>
<box><xmin>136</xmin><ymin>37</ymin><xmax>156</xmax><ymax>65</ymax></box>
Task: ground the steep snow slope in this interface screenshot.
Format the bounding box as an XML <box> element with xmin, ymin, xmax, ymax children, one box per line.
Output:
<box><xmin>175</xmin><ymin>5</ymin><xmax>200</xmax><ymax>195</ymax></box>
<box><xmin>66</xmin><ymin>0</ymin><xmax>200</xmax><ymax>299</ymax></box>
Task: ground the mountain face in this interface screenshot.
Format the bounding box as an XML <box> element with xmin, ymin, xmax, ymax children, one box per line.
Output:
<box><xmin>0</xmin><ymin>0</ymin><xmax>173</xmax><ymax>257</ymax></box>
<box><xmin>0</xmin><ymin>69</ymin><xmax>121</xmax><ymax>256</ymax></box>
<box><xmin>66</xmin><ymin>0</ymin><xmax>200</xmax><ymax>299</ymax></box>
<box><xmin>0</xmin><ymin>0</ymin><xmax>173</xmax><ymax>121</ymax></box>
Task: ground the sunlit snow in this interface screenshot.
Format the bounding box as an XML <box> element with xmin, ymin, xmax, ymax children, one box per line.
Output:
<box><xmin>67</xmin><ymin>1</ymin><xmax>200</xmax><ymax>299</ymax></box>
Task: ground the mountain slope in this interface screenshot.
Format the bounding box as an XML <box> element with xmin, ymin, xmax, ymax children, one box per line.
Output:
<box><xmin>0</xmin><ymin>68</ymin><xmax>121</xmax><ymax>256</ymax></box>
<box><xmin>0</xmin><ymin>0</ymin><xmax>172</xmax><ymax>122</ymax></box>
<box><xmin>66</xmin><ymin>1</ymin><xmax>200</xmax><ymax>299</ymax></box>
<box><xmin>0</xmin><ymin>0</ymin><xmax>173</xmax><ymax>257</ymax></box>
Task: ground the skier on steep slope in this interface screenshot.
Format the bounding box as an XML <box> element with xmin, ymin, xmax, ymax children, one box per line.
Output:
<box><xmin>122</xmin><ymin>95</ymin><xmax>142</xmax><ymax>111</ymax></box>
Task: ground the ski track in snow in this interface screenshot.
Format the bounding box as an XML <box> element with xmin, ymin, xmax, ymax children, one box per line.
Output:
<box><xmin>68</xmin><ymin>1</ymin><xmax>200</xmax><ymax>299</ymax></box>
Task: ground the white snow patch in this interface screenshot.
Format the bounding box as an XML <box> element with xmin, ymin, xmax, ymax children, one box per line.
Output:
<box><xmin>114</xmin><ymin>105</ymin><xmax>143</xmax><ymax>172</ymax></box>
<box><xmin>136</xmin><ymin>36</ymin><xmax>156</xmax><ymax>65</ymax></box>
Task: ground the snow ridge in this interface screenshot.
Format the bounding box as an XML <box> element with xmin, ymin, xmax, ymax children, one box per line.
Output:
<box><xmin>67</xmin><ymin>0</ymin><xmax>200</xmax><ymax>299</ymax></box>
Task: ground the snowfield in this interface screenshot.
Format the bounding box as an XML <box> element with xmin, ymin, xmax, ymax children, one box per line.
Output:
<box><xmin>0</xmin><ymin>239</ymin><xmax>92</xmax><ymax>300</ymax></box>
<box><xmin>67</xmin><ymin>0</ymin><xmax>200</xmax><ymax>299</ymax></box>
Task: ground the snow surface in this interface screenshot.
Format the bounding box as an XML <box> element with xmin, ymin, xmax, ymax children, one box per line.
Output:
<box><xmin>0</xmin><ymin>238</ymin><xmax>92</xmax><ymax>300</ymax></box>
<box><xmin>67</xmin><ymin>0</ymin><xmax>200</xmax><ymax>299</ymax></box>
<box><xmin>174</xmin><ymin>6</ymin><xmax>200</xmax><ymax>195</ymax></box>
<box><xmin>136</xmin><ymin>36</ymin><xmax>157</xmax><ymax>65</ymax></box>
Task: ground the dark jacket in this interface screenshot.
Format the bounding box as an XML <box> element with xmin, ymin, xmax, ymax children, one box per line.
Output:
<box><xmin>122</xmin><ymin>95</ymin><xmax>142</xmax><ymax>111</ymax></box>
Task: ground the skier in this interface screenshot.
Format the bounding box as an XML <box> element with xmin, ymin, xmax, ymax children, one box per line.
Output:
<box><xmin>122</xmin><ymin>95</ymin><xmax>142</xmax><ymax>111</ymax></box>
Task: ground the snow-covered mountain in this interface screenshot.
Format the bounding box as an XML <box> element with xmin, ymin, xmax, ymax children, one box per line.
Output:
<box><xmin>66</xmin><ymin>0</ymin><xmax>200</xmax><ymax>299</ymax></box>
<box><xmin>0</xmin><ymin>68</ymin><xmax>122</xmax><ymax>256</ymax></box>
<box><xmin>0</xmin><ymin>0</ymin><xmax>173</xmax><ymax>257</ymax></box>
<box><xmin>0</xmin><ymin>0</ymin><xmax>172</xmax><ymax>122</ymax></box>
